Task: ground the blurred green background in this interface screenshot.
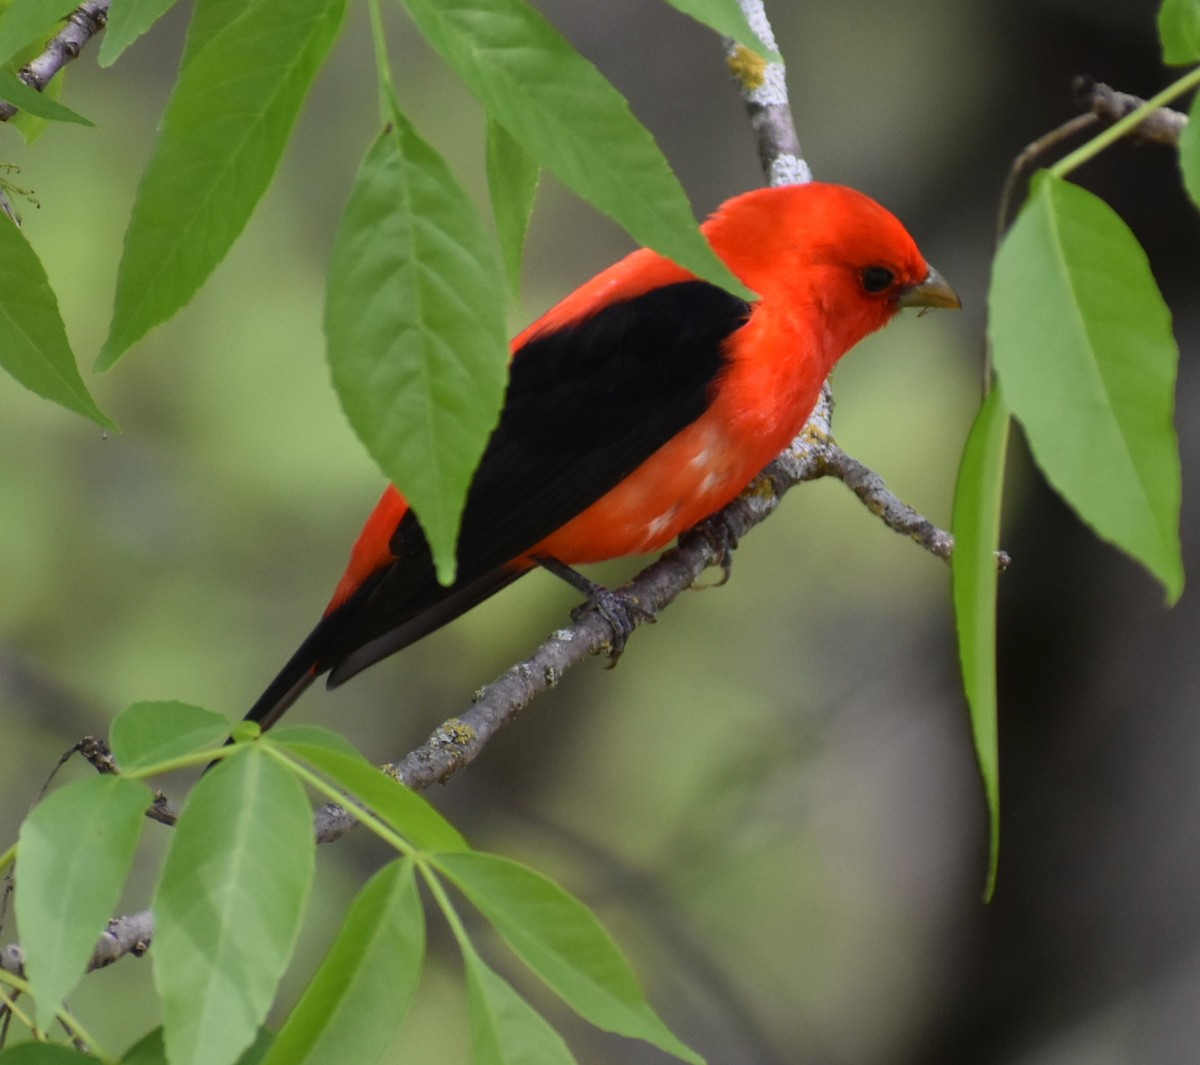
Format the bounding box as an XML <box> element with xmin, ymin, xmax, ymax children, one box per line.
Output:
<box><xmin>3</xmin><ymin>1</ymin><xmax>1199</xmax><ymax>1063</ymax></box>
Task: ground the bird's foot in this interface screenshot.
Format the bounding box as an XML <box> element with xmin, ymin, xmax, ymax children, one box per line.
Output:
<box><xmin>570</xmin><ymin>584</ymin><xmax>655</xmax><ymax>666</ymax></box>
<box><xmin>692</xmin><ymin>512</ymin><xmax>740</xmax><ymax>588</ymax></box>
<box><xmin>537</xmin><ymin>557</ymin><xmax>654</xmax><ymax>665</ymax></box>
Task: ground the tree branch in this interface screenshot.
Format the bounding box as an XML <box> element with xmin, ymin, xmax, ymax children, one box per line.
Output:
<box><xmin>0</xmin><ymin>910</ymin><xmax>152</xmax><ymax>980</ymax></box>
<box><xmin>3</xmin><ymin>0</ymin><xmax>960</xmax><ymax>974</ymax></box>
<box><xmin>1074</xmin><ymin>75</ymin><xmax>1189</xmax><ymax>147</ymax></box>
<box><xmin>0</xmin><ymin>0</ymin><xmax>110</xmax><ymax>123</ymax></box>
<box><xmin>313</xmin><ymin>385</ymin><xmax>957</xmax><ymax>840</ymax></box>
<box><xmin>313</xmin><ymin>0</ymin><xmax>958</xmax><ymax>816</ymax></box>
<box><xmin>723</xmin><ymin>1</ymin><xmax>810</xmax><ymax>187</ymax></box>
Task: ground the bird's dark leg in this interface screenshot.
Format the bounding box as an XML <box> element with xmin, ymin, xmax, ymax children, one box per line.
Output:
<box><xmin>536</xmin><ymin>557</ymin><xmax>654</xmax><ymax>664</ymax></box>
<box><xmin>693</xmin><ymin>511</ymin><xmax>740</xmax><ymax>587</ymax></box>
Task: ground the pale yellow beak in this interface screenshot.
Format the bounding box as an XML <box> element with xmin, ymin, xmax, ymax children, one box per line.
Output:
<box><xmin>896</xmin><ymin>266</ymin><xmax>961</xmax><ymax>311</ymax></box>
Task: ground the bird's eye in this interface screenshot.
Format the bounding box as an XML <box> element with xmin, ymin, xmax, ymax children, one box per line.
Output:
<box><xmin>861</xmin><ymin>266</ymin><xmax>896</xmax><ymax>294</ymax></box>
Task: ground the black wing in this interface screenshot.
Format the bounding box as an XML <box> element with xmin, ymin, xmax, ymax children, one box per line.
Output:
<box><xmin>246</xmin><ymin>280</ymin><xmax>751</xmax><ymax>719</ymax></box>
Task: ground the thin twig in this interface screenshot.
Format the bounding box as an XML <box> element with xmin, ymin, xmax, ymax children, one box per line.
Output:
<box><xmin>983</xmin><ymin>111</ymin><xmax>1099</xmax><ymax>391</ymax></box>
<box><xmin>723</xmin><ymin>2</ymin><xmax>809</xmax><ymax>187</ymax></box>
<box><xmin>984</xmin><ymin>76</ymin><xmax>1189</xmax><ymax>391</ymax></box>
<box><xmin>0</xmin><ymin>0</ymin><xmax>110</xmax><ymax>123</ymax></box>
<box><xmin>1074</xmin><ymin>75</ymin><xmax>1189</xmax><ymax>146</ymax></box>
<box><xmin>823</xmin><ymin>447</ymin><xmax>954</xmax><ymax>561</ymax></box>
<box><xmin>0</xmin><ymin>910</ymin><xmax>154</xmax><ymax>980</ymax></box>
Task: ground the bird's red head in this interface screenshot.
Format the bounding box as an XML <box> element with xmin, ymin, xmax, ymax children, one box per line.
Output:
<box><xmin>704</xmin><ymin>183</ymin><xmax>958</xmax><ymax>353</ymax></box>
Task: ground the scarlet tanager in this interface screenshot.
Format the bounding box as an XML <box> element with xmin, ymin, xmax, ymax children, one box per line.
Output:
<box><xmin>245</xmin><ymin>182</ymin><xmax>959</xmax><ymax>731</ymax></box>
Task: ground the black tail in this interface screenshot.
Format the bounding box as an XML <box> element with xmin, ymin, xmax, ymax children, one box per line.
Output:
<box><xmin>241</xmin><ymin>564</ymin><xmax>528</xmax><ymax>735</ymax></box>
<box><xmin>241</xmin><ymin>603</ymin><xmax>360</xmax><ymax>732</ymax></box>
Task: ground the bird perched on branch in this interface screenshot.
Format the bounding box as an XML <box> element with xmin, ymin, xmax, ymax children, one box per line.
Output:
<box><xmin>244</xmin><ymin>182</ymin><xmax>959</xmax><ymax>732</ymax></box>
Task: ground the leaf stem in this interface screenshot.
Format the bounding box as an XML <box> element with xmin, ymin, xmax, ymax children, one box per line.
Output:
<box><xmin>416</xmin><ymin>861</ymin><xmax>472</xmax><ymax>951</ymax></box>
<box><xmin>0</xmin><ymin>970</ymin><xmax>115</xmax><ymax>1063</ymax></box>
<box><xmin>0</xmin><ymin>978</ymin><xmax>36</xmax><ymax>1030</ymax></box>
<box><xmin>260</xmin><ymin>742</ymin><xmax>420</xmax><ymax>860</ymax></box>
<box><xmin>1050</xmin><ymin>65</ymin><xmax>1200</xmax><ymax>178</ymax></box>
<box><xmin>53</xmin><ymin>1008</ymin><xmax>114</xmax><ymax>1064</ymax></box>
<box><xmin>367</xmin><ymin>0</ymin><xmax>398</xmax><ymax>123</ymax></box>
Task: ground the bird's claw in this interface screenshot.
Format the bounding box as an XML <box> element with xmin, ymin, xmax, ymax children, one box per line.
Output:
<box><xmin>570</xmin><ymin>586</ymin><xmax>654</xmax><ymax>666</ymax></box>
<box><xmin>692</xmin><ymin>513</ymin><xmax>739</xmax><ymax>588</ymax></box>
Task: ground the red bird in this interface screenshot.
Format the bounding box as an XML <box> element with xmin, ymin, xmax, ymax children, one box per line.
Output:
<box><xmin>245</xmin><ymin>183</ymin><xmax>959</xmax><ymax>731</ymax></box>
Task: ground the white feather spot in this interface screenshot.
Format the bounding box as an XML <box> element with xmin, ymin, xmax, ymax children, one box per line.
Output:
<box><xmin>646</xmin><ymin>503</ymin><xmax>682</xmax><ymax>539</ymax></box>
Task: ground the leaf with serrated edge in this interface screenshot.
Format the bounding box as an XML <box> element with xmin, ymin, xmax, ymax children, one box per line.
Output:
<box><xmin>261</xmin><ymin>860</ymin><xmax>424</xmax><ymax>1065</ymax></box>
<box><xmin>990</xmin><ymin>173</ymin><xmax>1183</xmax><ymax>602</ymax></box>
<box><xmin>437</xmin><ymin>852</ymin><xmax>704</xmax><ymax>1064</ymax></box>
<box><xmin>0</xmin><ymin>217</ymin><xmax>113</xmax><ymax>425</ymax></box>
<box><xmin>99</xmin><ymin>0</ymin><xmax>345</xmax><ymax>368</ymax></box>
<box><xmin>154</xmin><ymin>749</ymin><xmax>314</xmax><ymax>1065</ymax></box>
<box><xmin>17</xmin><ymin>776</ymin><xmax>151</xmax><ymax>1029</ymax></box>
<box><xmin>397</xmin><ymin>0</ymin><xmax>750</xmax><ymax>299</ymax></box>
<box><xmin>951</xmin><ymin>386</ymin><xmax>1011</xmax><ymax>900</ymax></box>
<box><xmin>326</xmin><ymin>108</ymin><xmax>508</xmax><ymax>584</ymax></box>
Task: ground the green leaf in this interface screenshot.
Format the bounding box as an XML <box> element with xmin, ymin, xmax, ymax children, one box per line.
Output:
<box><xmin>261</xmin><ymin>860</ymin><xmax>424</xmax><ymax>1065</ymax></box>
<box><xmin>485</xmin><ymin>116</ymin><xmax>539</xmax><ymax>299</ymax></box>
<box><xmin>0</xmin><ymin>1046</ymin><xmax>99</xmax><ymax>1063</ymax></box>
<box><xmin>273</xmin><ymin>729</ymin><xmax>469</xmax><ymax>853</ymax></box>
<box><xmin>0</xmin><ymin>69</ymin><xmax>90</xmax><ymax>124</ymax></box>
<box><xmin>154</xmin><ymin>748</ymin><xmax>315</xmax><ymax>1065</ymax></box>
<box><xmin>98</xmin><ymin>0</ymin><xmax>346</xmax><ymax>369</ymax></box>
<box><xmin>109</xmin><ymin>700</ymin><xmax>231</xmax><ymax>772</ymax></box>
<box><xmin>463</xmin><ymin>945</ymin><xmax>578</xmax><ymax>1065</ymax></box>
<box><xmin>436</xmin><ymin>852</ymin><xmax>703</xmax><ymax>1064</ymax></box>
<box><xmin>100</xmin><ymin>0</ymin><xmax>183</xmax><ymax>65</ymax></box>
<box><xmin>16</xmin><ymin>775</ymin><xmax>151</xmax><ymax>1030</ymax></box>
<box><xmin>122</xmin><ymin>1028</ymin><xmax>272</xmax><ymax>1065</ymax></box>
<box><xmin>1159</xmin><ymin>0</ymin><xmax>1200</xmax><ymax>63</ymax></box>
<box><xmin>120</xmin><ymin>1030</ymin><xmax>170</xmax><ymax>1065</ymax></box>
<box><xmin>269</xmin><ymin>724</ymin><xmax>365</xmax><ymax>761</ymax></box>
<box><xmin>1179</xmin><ymin>89</ymin><xmax>1200</xmax><ymax>213</ymax></box>
<box><xmin>395</xmin><ymin>0</ymin><xmax>751</xmax><ymax>300</ymax></box>
<box><xmin>951</xmin><ymin>386</ymin><xmax>1011</xmax><ymax>901</ymax></box>
<box><xmin>325</xmin><ymin>109</ymin><xmax>508</xmax><ymax>585</ymax></box>
<box><xmin>180</xmin><ymin>0</ymin><xmax>260</xmax><ymax>68</ymax></box>
<box><xmin>9</xmin><ymin>67</ymin><xmax>63</xmax><ymax>144</ymax></box>
<box><xmin>990</xmin><ymin>173</ymin><xmax>1184</xmax><ymax>602</ymax></box>
<box><xmin>0</xmin><ymin>216</ymin><xmax>114</xmax><ymax>426</ymax></box>
<box><xmin>659</xmin><ymin>0</ymin><xmax>779</xmax><ymax>59</ymax></box>
<box><xmin>0</xmin><ymin>0</ymin><xmax>62</xmax><ymax>66</ymax></box>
